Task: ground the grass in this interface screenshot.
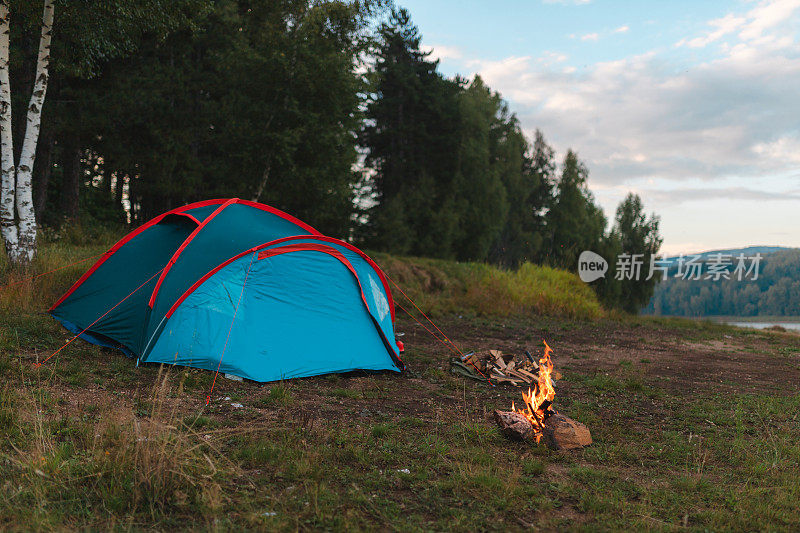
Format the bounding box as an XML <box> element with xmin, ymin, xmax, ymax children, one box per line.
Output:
<box><xmin>374</xmin><ymin>253</ymin><xmax>604</xmax><ymax>320</ymax></box>
<box><xmin>0</xmin><ymin>239</ymin><xmax>799</xmax><ymax>529</ymax></box>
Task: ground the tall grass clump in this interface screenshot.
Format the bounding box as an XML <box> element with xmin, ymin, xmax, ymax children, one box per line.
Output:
<box><xmin>0</xmin><ymin>369</ymin><xmax>232</xmax><ymax>528</ymax></box>
<box><xmin>375</xmin><ymin>253</ymin><xmax>603</xmax><ymax>320</ymax></box>
<box><xmin>0</xmin><ymin>225</ymin><xmax>121</xmax><ymax>314</ymax></box>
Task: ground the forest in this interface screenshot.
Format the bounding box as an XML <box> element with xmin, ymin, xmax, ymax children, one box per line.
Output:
<box><xmin>645</xmin><ymin>248</ymin><xmax>800</xmax><ymax>317</ymax></box>
<box><xmin>3</xmin><ymin>0</ymin><xmax>661</xmax><ymax>312</ymax></box>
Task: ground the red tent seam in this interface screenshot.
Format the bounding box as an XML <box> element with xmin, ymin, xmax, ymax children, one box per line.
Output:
<box><xmin>51</xmin><ymin>198</ymin><xmax>323</xmax><ymax>313</ymax></box>
<box><xmin>164</xmin><ymin>236</ymin><xmax>395</xmax><ymax>323</ymax></box>
<box><xmin>49</xmin><ymin>199</ymin><xmax>227</xmax><ymax>311</ymax></box>
<box><xmin>251</xmin><ymin>235</ymin><xmax>396</xmax><ymax>322</ymax></box>
<box><xmin>148</xmin><ymin>198</ymin><xmax>238</xmax><ymax>309</ymax></box>
<box><xmin>256</xmin><ymin>244</ymin><xmax>372</xmax><ymax>313</ymax></box>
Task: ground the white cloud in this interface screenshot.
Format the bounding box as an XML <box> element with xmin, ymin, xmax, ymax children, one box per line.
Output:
<box><xmin>613</xmin><ymin>25</ymin><xmax>630</xmax><ymax>33</ymax></box>
<box><xmin>643</xmin><ymin>187</ymin><xmax>800</xmax><ymax>205</ymax></box>
<box><xmin>752</xmin><ymin>136</ymin><xmax>800</xmax><ymax>164</ymax></box>
<box><xmin>420</xmin><ymin>44</ymin><xmax>463</xmax><ymax>62</ymax></box>
<box><xmin>676</xmin><ymin>13</ymin><xmax>747</xmax><ymax>48</ymax></box>
<box><xmin>738</xmin><ymin>0</ymin><xmax>800</xmax><ymax>41</ymax></box>
<box><xmin>677</xmin><ymin>0</ymin><xmax>800</xmax><ymax>49</ymax></box>
<box><xmin>580</xmin><ymin>32</ymin><xmax>599</xmax><ymax>41</ymax></box>
<box><xmin>538</xmin><ymin>51</ymin><xmax>569</xmax><ymax>65</ymax></box>
<box><xmin>457</xmin><ymin>0</ymin><xmax>800</xmax><ymax>192</ymax></box>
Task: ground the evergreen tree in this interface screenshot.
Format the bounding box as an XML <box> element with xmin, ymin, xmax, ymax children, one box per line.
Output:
<box><xmin>451</xmin><ymin>76</ymin><xmax>508</xmax><ymax>261</ymax></box>
<box><xmin>609</xmin><ymin>193</ymin><xmax>662</xmax><ymax>312</ymax></box>
<box><xmin>359</xmin><ymin>8</ymin><xmax>461</xmax><ymax>256</ymax></box>
<box><xmin>57</xmin><ymin>0</ymin><xmax>374</xmax><ymax>235</ymax></box>
<box><xmin>490</xmin><ymin>128</ymin><xmax>555</xmax><ymax>267</ymax></box>
<box><xmin>546</xmin><ymin>149</ymin><xmax>606</xmax><ymax>268</ymax></box>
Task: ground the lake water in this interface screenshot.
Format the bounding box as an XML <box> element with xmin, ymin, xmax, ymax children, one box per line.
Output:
<box><xmin>722</xmin><ymin>320</ymin><xmax>800</xmax><ymax>331</ymax></box>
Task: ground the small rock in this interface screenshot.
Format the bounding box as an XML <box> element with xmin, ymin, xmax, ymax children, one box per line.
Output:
<box><xmin>397</xmin><ymin>468</ymin><xmax>410</xmax><ymax>474</ymax></box>
<box><xmin>543</xmin><ymin>413</ymin><xmax>592</xmax><ymax>450</ymax></box>
<box><xmin>231</xmin><ymin>402</ymin><xmax>243</xmax><ymax>408</ymax></box>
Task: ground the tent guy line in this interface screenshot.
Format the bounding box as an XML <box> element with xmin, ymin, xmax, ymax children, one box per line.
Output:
<box><xmin>36</xmin><ymin>267</ymin><xmax>166</xmax><ymax>367</ymax></box>
<box><xmin>0</xmin><ymin>252</ymin><xmax>103</xmax><ymax>292</ymax></box>
<box><xmin>207</xmin><ymin>251</ymin><xmax>256</xmax><ymax>405</ymax></box>
<box><xmin>390</xmin><ymin>281</ymin><xmax>494</xmax><ymax>386</ymax></box>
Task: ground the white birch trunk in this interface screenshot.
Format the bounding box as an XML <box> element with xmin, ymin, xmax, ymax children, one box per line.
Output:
<box><xmin>0</xmin><ymin>1</ymin><xmax>17</xmax><ymax>256</ymax></box>
<box><xmin>14</xmin><ymin>0</ymin><xmax>54</xmax><ymax>264</ymax></box>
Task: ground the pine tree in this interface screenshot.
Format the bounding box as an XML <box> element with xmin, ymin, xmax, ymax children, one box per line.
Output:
<box><xmin>359</xmin><ymin>8</ymin><xmax>461</xmax><ymax>256</ymax></box>
<box><xmin>608</xmin><ymin>193</ymin><xmax>662</xmax><ymax>312</ymax></box>
<box><xmin>546</xmin><ymin>149</ymin><xmax>606</xmax><ymax>268</ymax></box>
<box><xmin>451</xmin><ymin>76</ymin><xmax>508</xmax><ymax>261</ymax></box>
<box><xmin>490</xmin><ymin>128</ymin><xmax>555</xmax><ymax>267</ymax></box>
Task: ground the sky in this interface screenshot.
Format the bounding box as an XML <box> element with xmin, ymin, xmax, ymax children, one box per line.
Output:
<box><xmin>397</xmin><ymin>0</ymin><xmax>800</xmax><ymax>255</ymax></box>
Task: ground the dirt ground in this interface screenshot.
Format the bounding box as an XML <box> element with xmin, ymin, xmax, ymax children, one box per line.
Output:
<box><xmin>11</xmin><ymin>313</ymin><xmax>800</xmax><ymax>530</ymax></box>
<box><xmin>40</xmin><ymin>314</ymin><xmax>800</xmax><ymax>435</ymax></box>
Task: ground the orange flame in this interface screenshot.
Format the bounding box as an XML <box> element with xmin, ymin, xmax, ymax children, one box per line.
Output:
<box><xmin>512</xmin><ymin>341</ymin><xmax>556</xmax><ymax>442</ymax></box>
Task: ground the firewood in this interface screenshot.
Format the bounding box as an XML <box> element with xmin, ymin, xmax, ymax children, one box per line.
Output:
<box><xmin>494</xmin><ymin>411</ymin><xmax>592</xmax><ymax>450</ymax></box>
<box><xmin>493</xmin><ymin>410</ymin><xmax>536</xmax><ymax>441</ymax></box>
<box><xmin>505</xmin><ymin>369</ymin><xmax>533</xmax><ymax>383</ymax></box>
<box><xmin>542</xmin><ymin>414</ymin><xmax>592</xmax><ymax>450</ymax></box>
<box><xmin>515</xmin><ymin>369</ymin><xmax>538</xmax><ymax>381</ymax></box>
<box><xmin>490</xmin><ymin>373</ymin><xmax>522</xmax><ymax>385</ymax></box>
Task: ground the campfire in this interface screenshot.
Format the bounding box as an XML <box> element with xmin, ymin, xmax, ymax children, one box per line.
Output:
<box><xmin>510</xmin><ymin>341</ymin><xmax>556</xmax><ymax>442</ymax></box>
<box><xmin>493</xmin><ymin>342</ymin><xmax>592</xmax><ymax>450</ymax></box>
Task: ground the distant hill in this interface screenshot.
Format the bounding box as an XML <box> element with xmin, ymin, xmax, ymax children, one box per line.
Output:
<box><xmin>660</xmin><ymin>245</ymin><xmax>790</xmax><ymax>266</ymax></box>
<box><xmin>644</xmin><ymin>247</ymin><xmax>800</xmax><ymax>317</ymax></box>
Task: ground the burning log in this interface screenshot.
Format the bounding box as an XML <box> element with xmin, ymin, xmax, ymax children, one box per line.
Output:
<box><xmin>493</xmin><ymin>341</ymin><xmax>592</xmax><ymax>450</ymax></box>
<box><xmin>542</xmin><ymin>413</ymin><xmax>592</xmax><ymax>450</ymax></box>
<box><xmin>493</xmin><ymin>410</ymin><xmax>538</xmax><ymax>441</ymax></box>
<box><xmin>493</xmin><ymin>410</ymin><xmax>591</xmax><ymax>449</ymax></box>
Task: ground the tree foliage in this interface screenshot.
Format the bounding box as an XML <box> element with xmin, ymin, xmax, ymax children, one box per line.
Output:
<box><xmin>606</xmin><ymin>193</ymin><xmax>662</xmax><ymax>312</ymax></box>
<box><xmin>11</xmin><ymin>3</ymin><xmax>665</xmax><ymax>313</ymax></box>
<box><xmin>645</xmin><ymin>249</ymin><xmax>800</xmax><ymax>317</ymax></box>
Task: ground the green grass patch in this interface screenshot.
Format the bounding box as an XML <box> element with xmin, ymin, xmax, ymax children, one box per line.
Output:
<box><xmin>374</xmin><ymin>254</ymin><xmax>604</xmax><ymax>320</ymax></box>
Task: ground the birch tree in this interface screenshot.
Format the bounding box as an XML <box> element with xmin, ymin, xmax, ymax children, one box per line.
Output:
<box><xmin>0</xmin><ymin>0</ymin><xmax>53</xmax><ymax>265</ymax></box>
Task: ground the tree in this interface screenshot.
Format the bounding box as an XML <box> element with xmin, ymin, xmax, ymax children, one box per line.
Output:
<box><xmin>24</xmin><ymin>0</ymin><xmax>373</xmax><ymax>236</ymax></box>
<box><xmin>490</xmin><ymin>128</ymin><xmax>555</xmax><ymax>267</ymax></box>
<box><xmin>609</xmin><ymin>193</ymin><xmax>662</xmax><ymax>312</ymax></box>
<box><xmin>359</xmin><ymin>8</ymin><xmax>461</xmax><ymax>256</ymax></box>
<box><xmin>545</xmin><ymin>149</ymin><xmax>606</xmax><ymax>269</ymax></box>
<box><xmin>2</xmin><ymin>0</ymin><xmax>209</xmax><ymax>258</ymax></box>
<box><xmin>0</xmin><ymin>0</ymin><xmax>53</xmax><ymax>265</ymax></box>
<box><xmin>451</xmin><ymin>76</ymin><xmax>508</xmax><ymax>261</ymax></box>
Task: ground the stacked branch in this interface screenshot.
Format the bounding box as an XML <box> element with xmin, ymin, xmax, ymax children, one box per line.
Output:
<box><xmin>451</xmin><ymin>349</ymin><xmax>560</xmax><ymax>386</ymax></box>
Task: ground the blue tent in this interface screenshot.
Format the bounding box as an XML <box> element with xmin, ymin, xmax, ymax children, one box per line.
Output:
<box><xmin>50</xmin><ymin>199</ymin><xmax>404</xmax><ymax>381</ymax></box>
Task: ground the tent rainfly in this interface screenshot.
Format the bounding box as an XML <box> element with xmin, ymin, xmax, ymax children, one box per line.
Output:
<box><xmin>50</xmin><ymin>199</ymin><xmax>405</xmax><ymax>381</ymax></box>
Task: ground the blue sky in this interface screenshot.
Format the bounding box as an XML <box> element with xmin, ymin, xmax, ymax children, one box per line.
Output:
<box><xmin>398</xmin><ymin>0</ymin><xmax>800</xmax><ymax>255</ymax></box>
